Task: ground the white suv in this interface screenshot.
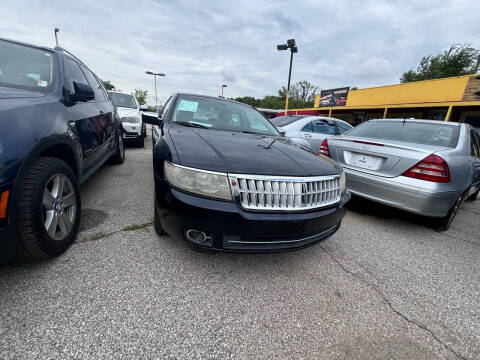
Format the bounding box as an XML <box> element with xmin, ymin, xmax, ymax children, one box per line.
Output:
<box><xmin>109</xmin><ymin>91</ymin><xmax>146</xmax><ymax>147</ymax></box>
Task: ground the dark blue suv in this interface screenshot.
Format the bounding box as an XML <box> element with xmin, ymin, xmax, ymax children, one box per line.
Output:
<box><xmin>0</xmin><ymin>38</ymin><xmax>125</xmax><ymax>264</ymax></box>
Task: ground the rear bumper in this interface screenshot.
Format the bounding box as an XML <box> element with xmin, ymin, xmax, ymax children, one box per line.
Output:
<box><xmin>344</xmin><ymin>168</ymin><xmax>461</xmax><ymax>217</ymax></box>
<box><xmin>156</xmin><ymin>182</ymin><xmax>350</xmax><ymax>252</ymax></box>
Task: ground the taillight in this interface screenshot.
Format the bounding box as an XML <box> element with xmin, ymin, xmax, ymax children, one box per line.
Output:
<box><xmin>319</xmin><ymin>139</ymin><xmax>330</xmax><ymax>157</ymax></box>
<box><xmin>402</xmin><ymin>154</ymin><xmax>450</xmax><ymax>183</ymax></box>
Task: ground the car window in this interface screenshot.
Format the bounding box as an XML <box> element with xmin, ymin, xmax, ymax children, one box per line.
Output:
<box><xmin>337</xmin><ymin>122</ymin><xmax>352</xmax><ymax>134</ymax></box>
<box><xmin>313</xmin><ymin>121</ymin><xmax>336</xmax><ymax>135</ymax></box>
<box><xmin>171</xmin><ymin>95</ymin><xmax>279</xmax><ymax>136</ymax></box>
<box><xmin>160</xmin><ymin>96</ymin><xmax>173</xmax><ymax>118</ymax></box>
<box><xmin>110</xmin><ymin>92</ymin><xmax>137</xmax><ymax>109</ymax></box>
<box><xmin>346</xmin><ymin>121</ymin><xmax>460</xmax><ymax>148</ymax></box>
<box><xmin>64</xmin><ymin>58</ymin><xmax>89</xmax><ymax>94</ymax></box>
<box><xmin>472</xmin><ymin>130</ymin><xmax>480</xmax><ymax>157</ymax></box>
<box><xmin>80</xmin><ymin>65</ymin><xmax>106</xmax><ymax>101</ymax></box>
<box><xmin>301</xmin><ymin>122</ymin><xmax>313</xmax><ymax>132</ymax></box>
<box><xmin>0</xmin><ymin>39</ymin><xmax>54</xmax><ymax>91</ymax></box>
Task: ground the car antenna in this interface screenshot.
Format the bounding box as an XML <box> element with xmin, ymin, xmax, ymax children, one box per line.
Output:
<box><xmin>54</xmin><ymin>28</ymin><xmax>60</xmax><ymax>46</ymax></box>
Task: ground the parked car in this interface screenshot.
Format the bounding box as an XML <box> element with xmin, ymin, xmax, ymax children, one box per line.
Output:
<box><xmin>109</xmin><ymin>91</ymin><xmax>146</xmax><ymax>147</ymax></box>
<box><xmin>271</xmin><ymin>115</ymin><xmax>353</xmax><ymax>153</ymax></box>
<box><xmin>321</xmin><ymin>119</ymin><xmax>480</xmax><ymax>230</ymax></box>
<box><xmin>0</xmin><ymin>38</ymin><xmax>125</xmax><ymax>264</ymax></box>
<box><xmin>143</xmin><ymin>94</ymin><xmax>350</xmax><ymax>251</ymax></box>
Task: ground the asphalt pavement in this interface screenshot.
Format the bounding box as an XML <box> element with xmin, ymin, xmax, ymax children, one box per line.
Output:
<box><xmin>1</xmin><ymin>131</ymin><xmax>479</xmax><ymax>359</ymax></box>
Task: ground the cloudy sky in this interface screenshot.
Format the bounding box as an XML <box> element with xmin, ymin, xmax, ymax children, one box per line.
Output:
<box><xmin>2</xmin><ymin>0</ymin><xmax>479</xmax><ymax>105</ymax></box>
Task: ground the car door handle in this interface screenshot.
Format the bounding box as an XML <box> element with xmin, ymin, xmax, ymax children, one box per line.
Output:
<box><xmin>304</xmin><ymin>133</ymin><xmax>312</xmax><ymax>138</ymax></box>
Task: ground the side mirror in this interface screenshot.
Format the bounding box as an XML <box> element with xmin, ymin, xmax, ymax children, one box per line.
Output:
<box><xmin>71</xmin><ymin>81</ymin><xmax>95</xmax><ymax>102</ymax></box>
<box><xmin>279</xmin><ymin>129</ymin><xmax>286</xmax><ymax>136</ymax></box>
<box><xmin>142</xmin><ymin>112</ymin><xmax>162</xmax><ymax>126</ymax></box>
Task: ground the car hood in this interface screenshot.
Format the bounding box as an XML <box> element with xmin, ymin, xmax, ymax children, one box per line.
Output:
<box><xmin>116</xmin><ymin>107</ymin><xmax>140</xmax><ymax>118</ymax></box>
<box><xmin>169</xmin><ymin>127</ymin><xmax>340</xmax><ymax>176</ymax></box>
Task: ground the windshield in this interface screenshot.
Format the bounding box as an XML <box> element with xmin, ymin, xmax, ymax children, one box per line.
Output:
<box><xmin>345</xmin><ymin>120</ymin><xmax>460</xmax><ymax>148</ymax></box>
<box><xmin>270</xmin><ymin>115</ymin><xmax>308</xmax><ymax>127</ymax></box>
<box><xmin>172</xmin><ymin>96</ymin><xmax>279</xmax><ymax>136</ymax></box>
<box><xmin>110</xmin><ymin>92</ymin><xmax>137</xmax><ymax>108</ymax></box>
<box><xmin>0</xmin><ymin>40</ymin><xmax>54</xmax><ymax>90</ymax></box>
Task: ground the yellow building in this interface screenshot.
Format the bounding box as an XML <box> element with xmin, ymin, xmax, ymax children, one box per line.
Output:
<box><xmin>288</xmin><ymin>74</ymin><xmax>480</xmax><ymax>129</ymax></box>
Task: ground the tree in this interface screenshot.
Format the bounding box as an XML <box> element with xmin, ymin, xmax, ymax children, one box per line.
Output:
<box><xmin>101</xmin><ymin>80</ymin><xmax>115</xmax><ymax>91</ymax></box>
<box><xmin>291</xmin><ymin>80</ymin><xmax>318</xmax><ymax>104</ymax></box>
<box><xmin>133</xmin><ymin>89</ymin><xmax>148</xmax><ymax>105</ymax></box>
<box><xmin>400</xmin><ymin>43</ymin><xmax>480</xmax><ymax>83</ymax></box>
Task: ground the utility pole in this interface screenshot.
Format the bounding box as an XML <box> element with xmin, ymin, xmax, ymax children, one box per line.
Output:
<box><xmin>277</xmin><ymin>39</ymin><xmax>298</xmax><ymax>115</ymax></box>
<box><xmin>145</xmin><ymin>71</ymin><xmax>165</xmax><ymax>109</ymax></box>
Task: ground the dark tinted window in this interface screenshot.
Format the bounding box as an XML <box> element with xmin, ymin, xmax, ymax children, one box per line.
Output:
<box><xmin>64</xmin><ymin>58</ymin><xmax>88</xmax><ymax>93</ymax></box>
<box><xmin>346</xmin><ymin>121</ymin><xmax>460</xmax><ymax>148</ymax></box>
<box><xmin>313</xmin><ymin>121</ymin><xmax>336</xmax><ymax>135</ymax></box>
<box><xmin>301</xmin><ymin>122</ymin><xmax>313</xmax><ymax>132</ymax></box>
<box><xmin>270</xmin><ymin>115</ymin><xmax>307</xmax><ymax>127</ymax></box>
<box><xmin>80</xmin><ymin>65</ymin><xmax>106</xmax><ymax>101</ymax></box>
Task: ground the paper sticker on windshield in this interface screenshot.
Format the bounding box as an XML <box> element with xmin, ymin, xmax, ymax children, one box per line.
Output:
<box><xmin>178</xmin><ymin>100</ymin><xmax>198</xmax><ymax>112</ymax></box>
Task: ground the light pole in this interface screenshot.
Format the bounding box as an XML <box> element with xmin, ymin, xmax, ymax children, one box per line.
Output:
<box><xmin>145</xmin><ymin>71</ymin><xmax>165</xmax><ymax>109</ymax></box>
<box><xmin>221</xmin><ymin>84</ymin><xmax>227</xmax><ymax>98</ymax></box>
<box><xmin>277</xmin><ymin>39</ymin><xmax>298</xmax><ymax>115</ymax></box>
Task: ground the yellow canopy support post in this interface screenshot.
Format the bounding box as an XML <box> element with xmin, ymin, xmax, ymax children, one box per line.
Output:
<box><xmin>328</xmin><ymin>108</ymin><xmax>332</xmax><ymax>117</ymax></box>
<box><xmin>444</xmin><ymin>106</ymin><xmax>453</xmax><ymax>121</ymax></box>
<box><xmin>383</xmin><ymin>107</ymin><xmax>388</xmax><ymax>119</ymax></box>
<box><xmin>284</xmin><ymin>92</ymin><xmax>290</xmax><ymax>115</ymax></box>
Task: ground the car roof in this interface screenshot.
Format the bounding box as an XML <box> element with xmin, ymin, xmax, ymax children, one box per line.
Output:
<box><xmin>0</xmin><ymin>36</ymin><xmax>55</xmax><ymax>53</ymax></box>
<box><xmin>368</xmin><ymin>118</ymin><xmax>462</xmax><ymax>127</ymax></box>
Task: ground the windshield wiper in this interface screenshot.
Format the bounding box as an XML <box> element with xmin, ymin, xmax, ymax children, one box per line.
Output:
<box><xmin>176</xmin><ymin>121</ymin><xmax>210</xmax><ymax>129</ymax></box>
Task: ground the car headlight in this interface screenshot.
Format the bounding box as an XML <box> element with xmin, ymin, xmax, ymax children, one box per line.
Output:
<box><xmin>121</xmin><ymin>116</ymin><xmax>140</xmax><ymax>123</ymax></box>
<box><xmin>339</xmin><ymin>170</ymin><xmax>346</xmax><ymax>194</ymax></box>
<box><xmin>164</xmin><ymin>162</ymin><xmax>232</xmax><ymax>200</ymax></box>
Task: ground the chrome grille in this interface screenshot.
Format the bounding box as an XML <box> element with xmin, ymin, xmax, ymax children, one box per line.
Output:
<box><xmin>229</xmin><ymin>174</ymin><xmax>341</xmax><ymax>211</ymax></box>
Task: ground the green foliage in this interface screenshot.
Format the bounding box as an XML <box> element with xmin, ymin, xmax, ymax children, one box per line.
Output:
<box><xmin>234</xmin><ymin>80</ymin><xmax>318</xmax><ymax>109</ymax></box>
<box><xmin>101</xmin><ymin>80</ymin><xmax>115</xmax><ymax>91</ymax></box>
<box><xmin>400</xmin><ymin>44</ymin><xmax>480</xmax><ymax>83</ymax></box>
<box><xmin>133</xmin><ymin>89</ymin><xmax>148</xmax><ymax>105</ymax></box>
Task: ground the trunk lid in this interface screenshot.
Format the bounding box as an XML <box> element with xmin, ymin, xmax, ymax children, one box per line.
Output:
<box><xmin>331</xmin><ymin>136</ymin><xmax>452</xmax><ymax>177</ymax></box>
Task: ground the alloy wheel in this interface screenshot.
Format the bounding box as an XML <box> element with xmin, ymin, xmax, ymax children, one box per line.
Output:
<box><xmin>42</xmin><ymin>174</ymin><xmax>77</xmax><ymax>240</ymax></box>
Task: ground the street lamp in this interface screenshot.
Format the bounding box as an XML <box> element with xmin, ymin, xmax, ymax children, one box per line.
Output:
<box><xmin>221</xmin><ymin>84</ymin><xmax>227</xmax><ymax>98</ymax></box>
<box><xmin>277</xmin><ymin>38</ymin><xmax>298</xmax><ymax>115</ymax></box>
<box><xmin>145</xmin><ymin>71</ymin><xmax>165</xmax><ymax>109</ymax></box>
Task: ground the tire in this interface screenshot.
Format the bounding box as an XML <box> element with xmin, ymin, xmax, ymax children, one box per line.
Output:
<box><xmin>434</xmin><ymin>193</ymin><xmax>463</xmax><ymax>231</ymax></box>
<box><xmin>466</xmin><ymin>188</ymin><xmax>479</xmax><ymax>202</ymax></box>
<box><xmin>136</xmin><ymin>134</ymin><xmax>145</xmax><ymax>148</ymax></box>
<box><xmin>154</xmin><ymin>189</ymin><xmax>166</xmax><ymax>236</ymax></box>
<box><xmin>143</xmin><ymin>124</ymin><xmax>147</xmax><ymax>138</ymax></box>
<box><xmin>15</xmin><ymin>157</ymin><xmax>81</xmax><ymax>262</ymax></box>
<box><xmin>110</xmin><ymin>132</ymin><xmax>125</xmax><ymax>164</ymax></box>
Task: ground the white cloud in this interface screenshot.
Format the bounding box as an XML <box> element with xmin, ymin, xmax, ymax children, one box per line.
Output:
<box><xmin>1</xmin><ymin>0</ymin><xmax>479</xmax><ymax>105</ymax></box>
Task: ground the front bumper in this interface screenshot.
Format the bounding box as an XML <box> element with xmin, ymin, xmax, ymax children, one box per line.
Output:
<box><xmin>122</xmin><ymin>123</ymin><xmax>141</xmax><ymax>138</ymax></box>
<box><xmin>155</xmin><ymin>183</ymin><xmax>350</xmax><ymax>252</ymax></box>
<box><xmin>344</xmin><ymin>167</ymin><xmax>461</xmax><ymax>217</ymax></box>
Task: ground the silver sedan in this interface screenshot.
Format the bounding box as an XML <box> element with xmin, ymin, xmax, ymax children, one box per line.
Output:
<box><xmin>322</xmin><ymin>119</ymin><xmax>480</xmax><ymax>230</ymax></box>
<box><xmin>271</xmin><ymin>115</ymin><xmax>352</xmax><ymax>153</ymax></box>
